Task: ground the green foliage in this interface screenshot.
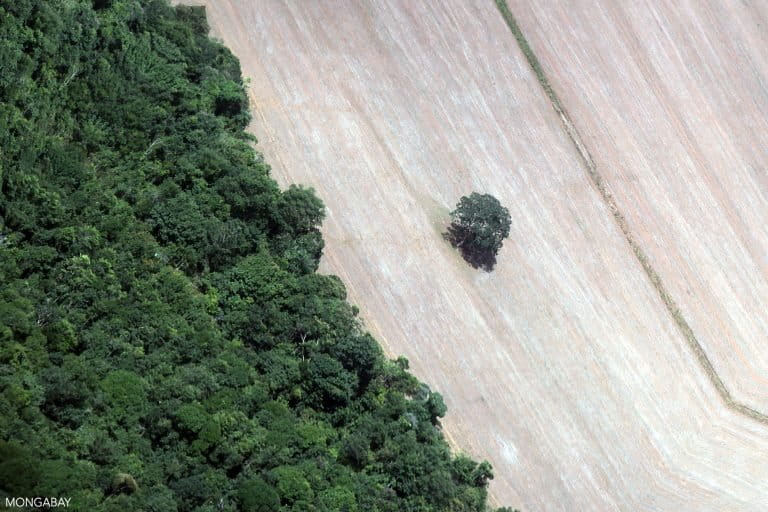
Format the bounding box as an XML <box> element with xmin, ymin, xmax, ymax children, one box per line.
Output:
<box><xmin>101</xmin><ymin>370</ymin><xmax>148</xmax><ymax>420</ymax></box>
<box><xmin>0</xmin><ymin>1</ymin><xmax>512</xmax><ymax>511</ymax></box>
<box><xmin>238</xmin><ymin>478</ymin><xmax>279</xmax><ymax>512</ymax></box>
<box><xmin>271</xmin><ymin>465</ymin><xmax>313</xmax><ymax>504</ymax></box>
<box><xmin>0</xmin><ymin>442</ymin><xmax>41</xmax><ymax>496</ymax></box>
<box><xmin>275</xmin><ymin>184</ymin><xmax>325</xmax><ymax>236</ymax></box>
<box><xmin>426</xmin><ymin>391</ymin><xmax>448</xmax><ymax>424</ymax></box>
<box><xmin>319</xmin><ymin>486</ymin><xmax>357</xmax><ymax>512</ymax></box>
<box><xmin>450</xmin><ymin>193</ymin><xmax>511</xmax><ymax>253</ymax></box>
<box><xmin>445</xmin><ymin>192</ymin><xmax>512</xmax><ymax>271</ymax></box>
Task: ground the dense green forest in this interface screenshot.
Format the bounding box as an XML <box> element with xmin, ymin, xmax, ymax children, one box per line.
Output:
<box><xmin>0</xmin><ymin>1</ymin><xmax>512</xmax><ymax>510</ymax></box>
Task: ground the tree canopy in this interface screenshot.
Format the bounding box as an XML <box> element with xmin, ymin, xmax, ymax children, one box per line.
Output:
<box><xmin>445</xmin><ymin>193</ymin><xmax>512</xmax><ymax>271</ymax></box>
<box><xmin>0</xmin><ymin>1</ymin><xmax>513</xmax><ymax>510</ymax></box>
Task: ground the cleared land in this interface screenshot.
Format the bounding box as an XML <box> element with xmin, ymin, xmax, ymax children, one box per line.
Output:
<box><xmin>178</xmin><ymin>1</ymin><xmax>768</xmax><ymax>509</ymax></box>
<box><xmin>508</xmin><ymin>0</ymin><xmax>768</xmax><ymax>414</ymax></box>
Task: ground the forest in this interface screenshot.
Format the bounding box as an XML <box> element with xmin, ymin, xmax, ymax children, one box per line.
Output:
<box><xmin>0</xmin><ymin>1</ymin><xmax>512</xmax><ymax>510</ymax></box>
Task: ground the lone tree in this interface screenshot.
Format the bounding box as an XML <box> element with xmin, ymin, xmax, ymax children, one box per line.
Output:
<box><xmin>444</xmin><ymin>192</ymin><xmax>511</xmax><ymax>271</ymax></box>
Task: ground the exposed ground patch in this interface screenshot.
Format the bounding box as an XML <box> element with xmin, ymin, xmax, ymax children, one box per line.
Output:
<box><xmin>494</xmin><ymin>0</ymin><xmax>768</xmax><ymax>425</ymax></box>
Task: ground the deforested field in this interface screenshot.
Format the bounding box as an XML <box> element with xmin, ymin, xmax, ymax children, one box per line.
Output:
<box><xmin>508</xmin><ymin>0</ymin><xmax>768</xmax><ymax>414</ymax></box>
<box><xmin>177</xmin><ymin>1</ymin><xmax>768</xmax><ymax>509</ymax></box>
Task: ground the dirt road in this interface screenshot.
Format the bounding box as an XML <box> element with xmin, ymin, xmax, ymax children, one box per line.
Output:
<box><xmin>176</xmin><ymin>1</ymin><xmax>768</xmax><ymax>509</ymax></box>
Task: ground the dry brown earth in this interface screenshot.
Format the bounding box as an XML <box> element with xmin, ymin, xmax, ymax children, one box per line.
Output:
<box><xmin>508</xmin><ymin>0</ymin><xmax>768</xmax><ymax>414</ymax></box>
<box><xmin>176</xmin><ymin>1</ymin><xmax>768</xmax><ymax>509</ymax></box>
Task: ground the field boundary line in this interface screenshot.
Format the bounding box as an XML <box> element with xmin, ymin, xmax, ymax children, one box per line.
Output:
<box><xmin>493</xmin><ymin>0</ymin><xmax>768</xmax><ymax>424</ymax></box>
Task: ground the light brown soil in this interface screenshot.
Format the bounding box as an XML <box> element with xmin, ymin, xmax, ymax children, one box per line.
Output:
<box><xmin>175</xmin><ymin>1</ymin><xmax>768</xmax><ymax>510</ymax></box>
<box><xmin>509</xmin><ymin>0</ymin><xmax>768</xmax><ymax>415</ymax></box>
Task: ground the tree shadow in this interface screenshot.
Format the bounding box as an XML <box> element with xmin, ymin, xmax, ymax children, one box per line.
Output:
<box><xmin>443</xmin><ymin>224</ymin><xmax>498</xmax><ymax>272</ymax></box>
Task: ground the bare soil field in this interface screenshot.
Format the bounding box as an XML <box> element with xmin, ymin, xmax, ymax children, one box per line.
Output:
<box><xmin>176</xmin><ymin>1</ymin><xmax>768</xmax><ymax>509</ymax></box>
<box><xmin>508</xmin><ymin>0</ymin><xmax>768</xmax><ymax>415</ymax></box>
